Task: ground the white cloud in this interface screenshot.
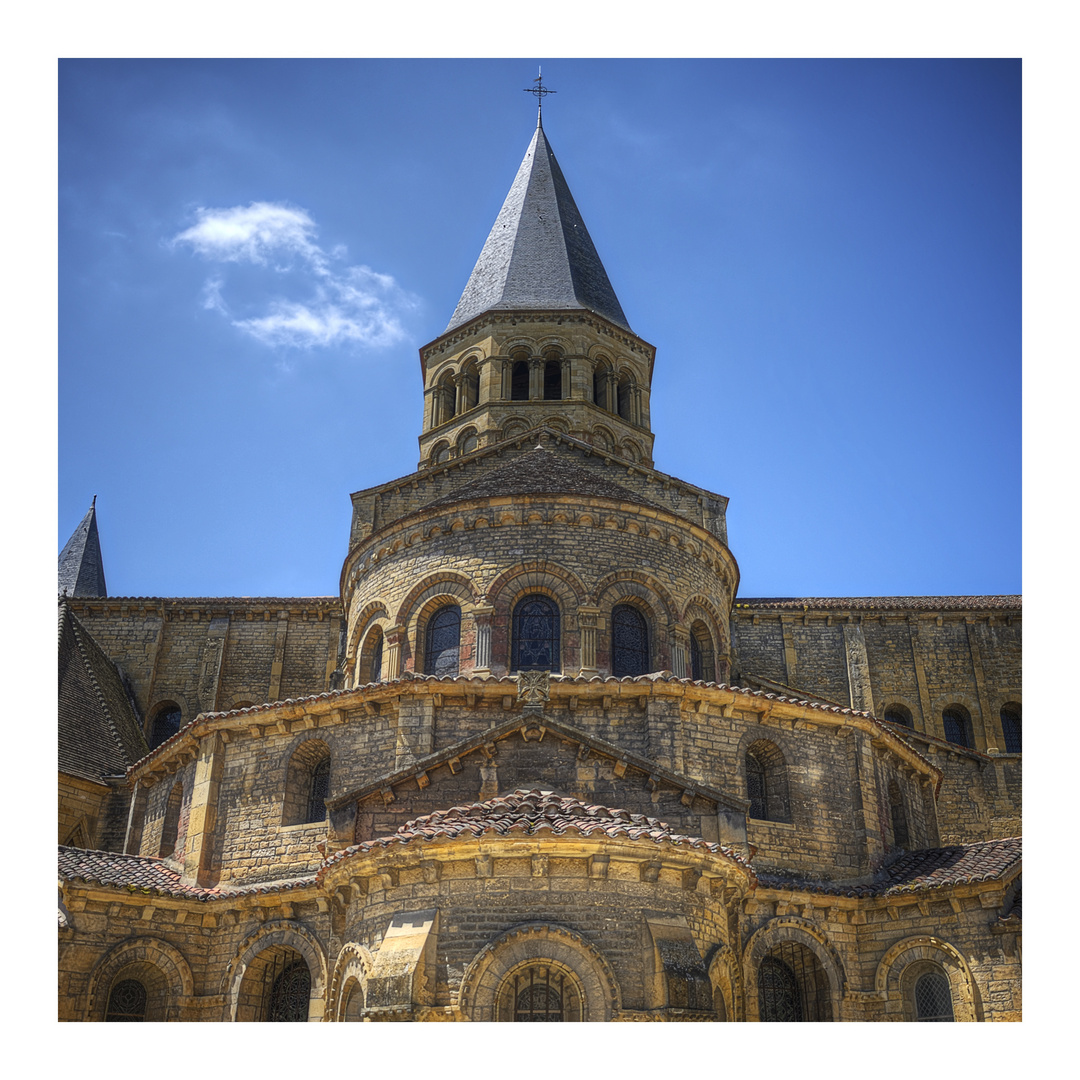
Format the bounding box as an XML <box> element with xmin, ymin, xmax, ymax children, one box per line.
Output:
<box><xmin>171</xmin><ymin>202</ymin><xmax>413</xmax><ymax>351</ymax></box>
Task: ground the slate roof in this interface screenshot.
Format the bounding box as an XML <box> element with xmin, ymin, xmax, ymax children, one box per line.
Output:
<box><xmin>755</xmin><ymin>837</ymin><xmax>1022</xmax><ymax>898</ymax></box>
<box><xmin>58</xmin><ymin>499</ymin><xmax>107</xmax><ymax>598</ymax></box>
<box><xmin>734</xmin><ymin>596</ymin><xmax>1021</xmax><ymax>611</ymax></box>
<box><xmin>57</xmin><ymin>846</ymin><xmax>316</xmax><ymax>901</ymax></box>
<box><xmin>422</xmin><ymin>443</ymin><xmax>662</xmax><ymax>511</ymax></box>
<box><xmin>322</xmin><ymin>789</ymin><xmax>750</xmax><ymax>873</ymax></box>
<box><xmin>445</xmin><ymin>122</ymin><xmax>631</xmax><ymax>334</ymax></box>
<box><xmin>58</xmin><ymin>602</ymin><xmax>148</xmax><ymax>782</ymax></box>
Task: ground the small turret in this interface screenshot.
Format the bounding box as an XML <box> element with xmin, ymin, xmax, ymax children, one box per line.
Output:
<box><xmin>58</xmin><ymin>496</ymin><xmax>107</xmax><ymax>598</ymax></box>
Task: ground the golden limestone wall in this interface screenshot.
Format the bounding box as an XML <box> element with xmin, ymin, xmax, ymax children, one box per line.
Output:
<box><xmin>342</xmin><ymin>489</ymin><xmax>736</xmax><ymax>687</ymax></box>
<box><xmin>59</xmin><ymin>829</ymin><xmax>1019</xmax><ymax>1021</ymax></box>
<box><xmin>731</xmin><ymin>606</ymin><xmax>1021</xmax><ymax>753</ymax></box>
<box><xmin>64</xmin><ymin>598</ymin><xmax>343</xmax><ymax>732</ymax></box>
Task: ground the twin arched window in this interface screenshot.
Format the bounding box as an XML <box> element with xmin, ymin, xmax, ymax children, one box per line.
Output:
<box><xmin>611</xmin><ymin>604</ymin><xmax>648</xmax><ymax>676</ymax></box>
<box><xmin>425</xmin><ymin>605</ymin><xmax>461</xmax><ymax>676</ymax></box>
<box><xmin>512</xmin><ymin>595</ymin><xmax>560</xmax><ymax>673</ymax></box>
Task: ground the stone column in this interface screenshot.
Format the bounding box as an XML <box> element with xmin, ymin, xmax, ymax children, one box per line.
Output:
<box><xmin>529</xmin><ymin>357</ymin><xmax>543</xmax><ymax>400</ymax></box>
<box><xmin>454</xmin><ymin>373</ymin><xmax>467</xmax><ymax>416</ymax></box>
<box><xmin>670</xmin><ymin>623</ymin><xmax>690</xmax><ymax>678</ymax></box>
<box><xmin>500</xmin><ymin>358</ymin><xmax>511</xmax><ymax>400</ymax></box>
<box><xmin>632</xmin><ymin>385</ymin><xmax>643</xmax><ymax>426</ymax></box>
<box><xmin>604</xmin><ymin>371</ymin><xmax>618</xmax><ymax>414</ymax></box>
<box><xmin>561</xmin><ymin>357</ymin><xmax>573</xmax><ymax>401</ymax></box>
<box><xmin>471</xmin><ymin>605</ymin><xmax>495</xmax><ymax>675</ymax></box>
<box><xmin>384</xmin><ymin>624</ymin><xmax>406</xmax><ymax>679</ymax></box>
<box><xmin>578</xmin><ymin>607</ymin><xmax>601</xmax><ymax>677</ymax></box>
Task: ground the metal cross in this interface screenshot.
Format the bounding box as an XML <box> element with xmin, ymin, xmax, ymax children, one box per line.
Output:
<box><xmin>524</xmin><ymin>67</ymin><xmax>556</xmax><ymax>122</ymax></box>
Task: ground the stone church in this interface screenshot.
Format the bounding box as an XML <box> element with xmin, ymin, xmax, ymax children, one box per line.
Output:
<box><xmin>58</xmin><ymin>114</ymin><xmax>1021</xmax><ymax>1022</ymax></box>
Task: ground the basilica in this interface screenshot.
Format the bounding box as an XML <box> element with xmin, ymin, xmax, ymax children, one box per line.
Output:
<box><xmin>58</xmin><ymin>113</ymin><xmax>1021</xmax><ymax>1021</ymax></box>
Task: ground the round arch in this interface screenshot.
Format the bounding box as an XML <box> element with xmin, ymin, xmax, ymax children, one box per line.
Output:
<box><xmin>328</xmin><ymin>942</ymin><xmax>375</xmax><ymax>1022</ymax></box>
<box><xmin>742</xmin><ymin>917</ymin><xmax>846</xmax><ymax>1022</ymax></box>
<box><xmin>875</xmin><ymin>935</ymin><xmax>982</xmax><ymax>1022</ymax></box>
<box><xmin>86</xmin><ymin>936</ymin><xmax>194</xmax><ymax>1022</ymax></box>
<box><xmin>222</xmin><ymin>920</ymin><xmax>329</xmax><ymax>1022</ymax></box>
<box><xmin>706</xmin><ymin>942</ymin><xmax>743</xmax><ymax>1021</ymax></box>
<box><xmin>458</xmin><ymin>922</ymin><xmax>621</xmax><ymax>1022</ymax></box>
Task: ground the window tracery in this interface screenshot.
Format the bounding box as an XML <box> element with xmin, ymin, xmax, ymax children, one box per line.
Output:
<box><xmin>512</xmin><ymin>595</ymin><xmax>560</xmax><ymax>672</ymax></box>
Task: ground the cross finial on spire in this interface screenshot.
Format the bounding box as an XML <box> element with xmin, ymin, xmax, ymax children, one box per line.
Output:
<box><xmin>524</xmin><ymin>66</ymin><xmax>556</xmax><ymax>126</ymax></box>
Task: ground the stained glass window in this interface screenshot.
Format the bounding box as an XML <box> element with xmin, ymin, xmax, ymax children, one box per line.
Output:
<box><xmin>690</xmin><ymin>633</ymin><xmax>704</xmax><ymax>680</ymax></box>
<box><xmin>915</xmin><ymin>971</ymin><xmax>954</xmax><ymax>1022</ymax></box>
<box><xmin>306</xmin><ymin>759</ymin><xmax>330</xmax><ymax>823</ymax></box>
<box><xmin>512</xmin><ymin>595</ymin><xmax>560</xmax><ymax>673</ymax></box>
<box><xmin>105</xmin><ymin>979</ymin><xmax>147</xmax><ymax>1022</ymax></box>
<box><xmin>1000</xmin><ymin>707</ymin><xmax>1021</xmax><ymax>753</ymax></box>
<box><xmin>942</xmin><ymin>707</ymin><xmax>971</xmax><ymax>748</ymax></box>
<box><xmin>746</xmin><ymin>751</ymin><xmax>768</xmax><ymax>820</ymax></box>
<box><xmin>369</xmin><ymin>629</ymin><xmax>383</xmax><ymax>682</ymax></box>
<box><xmin>267</xmin><ymin>960</ymin><xmax>311</xmax><ymax>1022</ymax></box>
<box><xmin>426</xmin><ymin>605</ymin><xmax>461</xmax><ymax>676</ymax></box>
<box><xmin>759</xmin><ymin>957</ymin><xmax>802</xmax><ymax>1022</ymax></box>
<box><xmin>612</xmin><ymin>605</ymin><xmax>648</xmax><ymax>676</ymax></box>
<box><xmin>150</xmin><ymin>705</ymin><xmax>182</xmax><ymax>749</ymax></box>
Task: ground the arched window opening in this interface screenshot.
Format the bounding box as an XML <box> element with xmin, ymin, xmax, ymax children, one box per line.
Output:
<box><xmin>617</xmin><ymin>375</ymin><xmax>633</xmax><ymax>421</ymax></box>
<box><xmin>914</xmin><ymin>970</ymin><xmax>954</xmax><ymax>1022</ymax></box>
<box><xmin>149</xmin><ymin>703</ymin><xmax>182</xmax><ymax>749</ymax></box>
<box><xmin>883</xmin><ymin>703</ymin><xmax>913</xmax><ymax>728</ymax></box>
<box><xmin>611</xmin><ymin>604</ymin><xmax>649</xmax><ymax>677</ymax></box>
<box><xmin>433</xmin><ymin>372</ymin><xmax>456</xmax><ymax>426</ymax></box>
<box><xmin>888</xmin><ymin>779</ymin><xmax>909</xmax><ymax>849</ymax></box>
<box><xmin>307</xmin><ymin>758</ymin><xmax>330</xmax><ymax>824</ymax></box>
<box><xmin>105</xmin><ymin>978</ymin><xmax>148</xmax><ymax>1022</ymax></box>
<box><xmin>512</xmin><ymin>595</ymin><xmax>561</xmax><ymax>673</ymax></box>
<box><xmin>511</xmin><ymin>360</ymin><xmax>530</xmax><ymax>401</ymax></box>
<box><xmin>745</xmin><ymin>741</ymin><xmax>791</xmax><ymax>823</ymax></box>
<box><xmin>430</xmin><ymin>442</ymin><xmax>451</xmax><ymax>466</ymax></box>
<box><xmin>425</xmin><ymin>604</ymin><xmax>461</xmax><ymax>676</ymax></box>
<box><xmin>283</xmin><ymin>741</ymin><xmax>332</xmax><ymax>827</ymax></box>
<box><xmin>341</xmin><ymin>979</ymin><xmax>365</xmax><ymax>1021</ymax></box>
<box><xmin>758</xmin><ymin>943</ymin><xmax>832</xmax><ymax>1022</ymax></box>
<box><xmin>264</xmin><ymin>955</ymin><xmax>311</xmax><ymax>1022</ymax></box>
<box><xmin>592</xmin><ymin>361</ymin><xmax>612</xmax><ymax>411</ymax></box>
<box><xmin>689</xmin><ymin>621</ymin><xmax>715</xmax><ymax>682</ymax></box>
<box><xmin>1000</xmin><ymin>703</ymin><xmax>1021</xmax><ymax>753</ymax></box>
<box><xmin>942</xmin><ymin>705</ymin><xmax>972</xmax><ymax>749</ymax></box>
<box><xmin>159</xmin><ymin>781</ymin><xmax>182</xmax><ymax>858</ymax></box>
<box><xmin>759</xmin><ymin>956</ymin><xmax>801</xmax><ymax>1022</ymax></box>
<box><xmin>543</xmin><ymin>359</ymin><xmax>562</xmax><ymax>400</ymax></box>
<box><xmin>459</xmin><ymin>429</ymin><xmax>479</xmax><ymax>456</ymax></box>
<box><xmin>359</xmin><ymin>626</ymin><xmax>384</xmax><ymax>684</ymax></box>
<box><xmin>500</xmin><ymin>965</ymin><xmax>582</xmax><ymax>1022</ymax></box>
<box><xmin>461</xmin><ymin>363</ymin><xmax>480</xmax><ymax>411</ymax></box>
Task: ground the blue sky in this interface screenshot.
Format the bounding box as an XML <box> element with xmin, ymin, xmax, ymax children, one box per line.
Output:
<box><xmin>59</xmin><ymin>59</ymin><xmax>1020</xmax><ymax>600</ymax></box>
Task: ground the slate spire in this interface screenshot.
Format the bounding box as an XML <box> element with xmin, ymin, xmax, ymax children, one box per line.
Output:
<box><xmin>445</xmin><ymin>121</ymin><xmax>631</xmax><ymax>334</ymax></box>
<box><xmin>58</xmin><ymin>496</ymin><xmax>107</xmax><ymax>598</ymax></box>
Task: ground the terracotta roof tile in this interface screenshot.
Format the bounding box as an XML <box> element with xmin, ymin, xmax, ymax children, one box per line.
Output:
<box><xmin>755</xmin><ymin>837</ymin><xmax>1021</xmax><ymax>898</ymax></box>
<box><xmin>57</xmin><ymin>846</ymin><xmax>315</xmax><ymax>901</ymax></box>
<box><xmin>320</xmin><ymin>789</ymin><xmax>750</xmax><ymax>875</ymax></box>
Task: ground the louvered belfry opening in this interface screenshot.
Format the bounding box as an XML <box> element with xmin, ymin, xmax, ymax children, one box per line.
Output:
<box><xmin>758</xmin><ymin>943</ymin><xmax>832</xmax><ymax>1022</ymax></box>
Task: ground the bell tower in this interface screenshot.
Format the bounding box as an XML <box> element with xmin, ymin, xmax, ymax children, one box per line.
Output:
<box><xmin>417</xmin><ymin>118</ymin><xmax>656</xmax><ymax>469</ymax></box>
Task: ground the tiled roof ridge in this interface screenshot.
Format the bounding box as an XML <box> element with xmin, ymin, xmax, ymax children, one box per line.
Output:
<box><xmin>754</xmin><ymin>836</ymin><xmax>1021</xmax><ymax>898</ymax></box>
<box><xmin>320</xmin><ymin>788</ymin><xmax>751</xmax><ymax>877</ymax></box>
<box><xmin>129</xmin><ymin>673</ymin><xmax>919</xmax><ymax>775</ymax></box>
<box><xmin>735</xmin><ymin>595</ymin><xmax>1020</xmax><ymax>611</ymax></box>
